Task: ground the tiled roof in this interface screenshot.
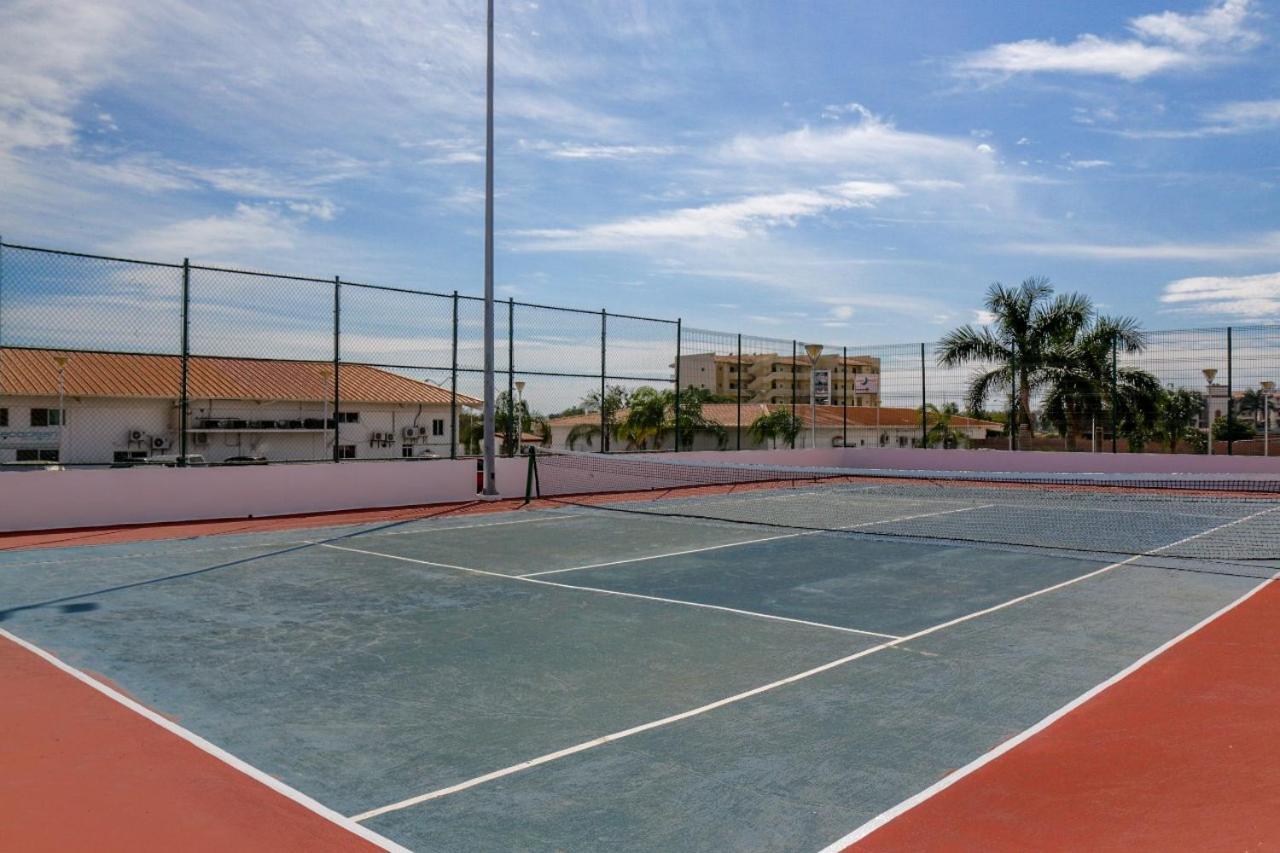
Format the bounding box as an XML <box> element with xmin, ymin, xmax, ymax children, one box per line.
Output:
<box><xmin>0</xmin><ymin>348</ymin><xmax>479</xmax><ymax>406</ymax></box>
<box><xmin>549</xmin><ymin>403</ymin><xmax>1001</xmax><ymax>429</ymax></box>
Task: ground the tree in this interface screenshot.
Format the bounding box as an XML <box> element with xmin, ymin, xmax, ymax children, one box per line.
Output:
<box><xmin>1041</xmin><ymin>315</ymin><xmax>1158</xmax><ymax>451</ymax></box>
<box><xmin>748</xmin><ymin>408</ymin><xmax>802</xmax><ymax>449</ymax></box>
<box><xmin>669</xmin><ymin>387</ymin><xmax>726</xmax><ymax>450</ymax></box>
<box><xmin>920</xmin><ymin>402</ymin><xmax>965</xmax><ymax>448</ymax></box>
<box><xmin>615</xmin><ymin>386</ymin><xmax>668</xmax><ymax>450</ymax></box>
<box><xmin>1153</xmin><ymin>388</ymin><xmax>1204</xmax><ymax>454</ymax></box>
<box><xmin>1237</xmin><ymin>389</ymin><xmax>1264</xmax><ymax>424</ymax></box>
<box><xmin>580</xmin><ymin>385</ymin><xmax>629</xmax><ymax>451</ymax></box>
<box><xmin>1212</xmin><ymin>415</ymin><xmax>1254</xmax><ymax>442</ymax></box>
<box><xmin>937</xmin><ymin>278</ymin><xmax>1090</xmax><ymax>444</ymax></box>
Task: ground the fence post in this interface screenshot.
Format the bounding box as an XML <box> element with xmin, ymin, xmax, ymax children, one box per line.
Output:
<box><xmin>507</xmin><ymin>298</ymin><xmax>515</xmax><ymax>457</ymax></box>
<box><xmin>842</xmin><ymin>345</ymin><xmax>848</xmax><ymax>448</ymax></box>
<box><xmin>920</xmin><ymin>342</ymin><xmax>927</xmax><ymax>448</ymax></box>
<box><xmin>1009</xmin><ymin>344</ymin><xmax>1017</xmax><ymax>451</ymax></box>
<box><xmin>450</xmin><ymin>291</ymin><xmax>458</xmax><ymax>459</ymax></box>
<box><xmin>1227</xmin><ymin>326</ymin><xmax>1234</xmax><ymax>456</ymax></box>
<box><xmin>736</xmin><ymin>333</ymin><xmax>743</xmax><ymax>451</ymax></box>
<box><xmin>1110</xmin><ymin>334</ymin><xmax>1118</xmax><ymax>454</ymax></box>
<box><xmin>600</xmin><ymin>309</ymin><xmax>608</xmax><ymax>452</ymax></box>
<box><xmin>673</xmin><ymin>319</ymin><xmax>683</xmax><ymax>451</ymax></box>
<box><xmin>179</xmin><ymin>258</ymin><xmax>190</xmax><ymax>465</ymax></box>
<box><xmin>791</xmin><ymin>340</ymin><xmax>798</xmax><ymax>449</ymax></box>
<box><xmin>332</xmin><ymin>276</ymin><xmax>341</xmax><ymax>463</ymax></box>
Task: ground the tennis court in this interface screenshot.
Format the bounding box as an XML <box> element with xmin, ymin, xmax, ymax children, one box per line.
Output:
<box><xmin>3</xmin><ymin>453</ymin><xmax>1279</xmax><ymax>851</ymax></box>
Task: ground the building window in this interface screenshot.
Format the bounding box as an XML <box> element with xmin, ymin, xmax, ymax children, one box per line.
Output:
<box><xmin>16</xmin><ymin>449</ymin><xmax>59</xmax><ymax>462</ymax></box>
<box><xmin>337</xmin><ymin>411</ymin><xmax>360</xmax><ymax>423</ymax></box>
<box><xmin>0</xmin><ymin>408</ymin><xmax>7</xmax><ymax>426</ymax></box>
<box><xmin>336</xmin><ymin>444</ymin><xmax>356</xmax><ymax>459</ymax></box>
<box><xmin>30</xmin><ymin>408</ymin><xmax>64</xmax><ymax>427</ymax></box>
<box><xmin>402</xmin><ymin>444</ymin><xmax>415</xmax><ymax>458</ymax></box>
<box><xmin>113</xmin><ymin>451</ymin><xmax>149</xmax><ymax>463</ymax></box>
<box><xmin>432</xmin><ymin>418</ymin><xmax>445</xmax><ymax>436</ymax></box>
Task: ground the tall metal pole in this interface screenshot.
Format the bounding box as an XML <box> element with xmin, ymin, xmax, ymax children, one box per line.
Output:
<box><xmin>481</xmin><ymin>0</ymin><xmax>497</xmax><ymax>493</ymax></box>
<box><xmin>790</xmin><ymin>340</ymin><xmax>797</xmax><ymax>449</ymax></box>
<box><xmin>449</xmin><ymin>291</ymin><xmax>459</xmax><ymax>459</ymax></box>
<box><xmin>56</xmin><ymin>357</ymin><xmax>66</xmax><ymax>463</ymax></box>
<box><xmin>1227</xmin><ymin>326</ymin><xmax>1234</xmax><ymax>456</ymax></box>
<box><xmin>674</xmin><ymin>319</ymin><xmax>682</xmax><ymax>451</ymax></box>
<box><xmin>179</xmin><ymin>258</ymin><xmax>190</xmax><ymax>465</ymax></box>
<box><xmin>1009</xmin><ymin>343</ymin><xmax>1017</xmax><ymax>451</ymax></box>
<box><xmin>508</xmin><ymin>298</ymin><xmax>515</xmax><ymax>457</ymax></box>
<box><xmin>841</xmin><ymin>346</ymin><xmax>848</xmax><ymax>448</ymax></box>
<box><xmin>920</xmin><ymin>342</ymin><xmax>927</xmax><ymax>448</ymax></box>
<box><xmin>736</xmin><ymin>334</ymin><xmax>742</xmax><ymax>451</ymax></box>
<box><xmin>600</xmin><ymin>310</ymin><xmax>608</xmax><ymax>452</ymax></box>
<box><xmin>332</xmin><ymin>276</ymin><xmax>342</xmax><ymax>462</ymax></box>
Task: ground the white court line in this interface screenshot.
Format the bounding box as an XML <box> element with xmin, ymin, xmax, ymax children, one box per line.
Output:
<box><xmin>321</xmin><ymin>543</ymin><xmax>895</xmax><ymax>639</ymax></box>
<box><xmin>345</xmin><ymin>504</ymin><xmax>1275</xmax><ymax>823</ymax></box>
<box><xmin>523</xmin><ymin>504</ymin><xmax>994</xmax><ymax>579</ymax></box>
<box><xmin>819</xmin><ymin>563</ymin><xmax>1280</xmax><ymax>852</ymax></box>
<box><xmin>0</xmin><ymin>628</ymin><xmax>408</xmax><ymax>852</ymax></box>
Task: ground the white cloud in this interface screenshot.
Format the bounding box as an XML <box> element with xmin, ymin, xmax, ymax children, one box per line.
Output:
<box><xmin>1004</xmin><ymin>231</ymin><xmax>1280</xmax><ymax>261</ymax></box>
<box><xmin>973</xmin><ymin>309</ymin><xmax>998</xmax><ymax>325</ymax></box>
<box><xmin>1160</xmin><ymin>271</ymin><xmax>1280</xmax><ymax>316</ymax></box>
<box><xmin>1122</xmin><ymin>98</ymin><xmax>1280</xmax><ymax>138</ymax></box>
<box><xmin>518</xmin><ymin>181</ymin><xmax>902</xmax><ymax>250</ymax></box>
<box><xmin>519</xmin><ymin>140</ymin><xmax>679</xmax><ymax>160</ymax></box>
<box><xmin>122</xmin><ymin>203</ymin><xmax>303</xmax><ymax>258</ymax></box>
<box><xmin>831</xmin><ymin>305</ymin><xmax>854</xmax><ymax>320</ymax></box>
<box><xmin>958</xmin><ymin>0</ymin><xmax>1260</xmax><ymax>80</ymax></box>
<box><xmin>1068</xmin><ymin>159</ymin><xmax>1112</xmax><ymax>169</ymax></box>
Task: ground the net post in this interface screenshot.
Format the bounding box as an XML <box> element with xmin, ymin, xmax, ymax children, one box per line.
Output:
<box><xmin>450</xmin><ymin>291</ymin><xmax>459</xmax><ymax>460</ymax></box>
<box><xmin>674</xmin><ymin>318</ymin><xmax>683</xmax><ymax>451</ymax></box>
<box><xmin>507</xmin><ymin>297</ymin><xmax>515</xmax><ymax>457</ymax></box>
<box><xmin>600</xmin><ymin>309</ymin><xmax>608</xmax><ymax>453</ymax></box>
<box><xmin>842</xmin><ymin>345</ymin><xmax>848</xmax><ymax>449</ymax></box>
<box><xmin>524</xmin><ymin>445</ymin><xmax>538</xmax><ymax>503</ymax></box>
<box><xmin>1110</xmin><ymin>333</ymin><xmax>1118</xmax><ymax>454</ymax></box>
<box><xmin>791</xmin><ymin>339</ymin><xmax>797</xmax><ymax>449</ymax></box>
<box><xmin>1009</xmin><ymin>343</ymin><xmax>1017</xmax><ymax>451</ymax></box>
<box><xmin>920</xmin><ymin>341</ymin><xmax>927</xmax><ymax>448</ymax></box>
<box><xmin>179</xmin><ymin>258</ymin><xmax>190</xmax><ymax>465</ymax></box>
<box><xmin>736</xmin><ymin>333</ymin><xmax>743</xmax><ymax>451</ymax></box>
<box><xmin>332</xmin><ymin>276</ymin><xmax>342</xmax><ymax>463</ymax></box>
<box><xmin>1227</xmin><ymin>326</ymin><xmax>1234</xmax><ymax>456</ymax></box>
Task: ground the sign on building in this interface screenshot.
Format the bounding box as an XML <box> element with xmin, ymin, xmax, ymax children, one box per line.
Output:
<box><xmin>813</xmin><ymin>369</ymin><xmax>831</xmax><ymax>405</ymax></box>
<box><xmin>853</xmin><ymin>374</ymin><xmax>880</xmax><ymax>394</ymax></box>
<box><xmin>0</xmin><ymin>428</ymin><xmax>60</xmax><ymax>448</ymax></box>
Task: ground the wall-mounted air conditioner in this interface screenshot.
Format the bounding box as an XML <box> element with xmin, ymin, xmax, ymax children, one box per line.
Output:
<box><xmin>129</xmin><ymin>429</ymin><xmax>146</xmax><ymax>443</ymax></box>
<box><xmin>151</xmin><ymin>436</ymin><xmax>168</xmax><ymax>449</ymax></box>
<box><xmin>402</xmin><ymin>426</ymin><xmax>418</xmax><ymax>439</ymax></box>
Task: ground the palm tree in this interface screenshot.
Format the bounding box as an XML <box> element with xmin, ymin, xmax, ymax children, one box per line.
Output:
<box><xmin>1154</xmin><ymin>388</ymin><xmax>1204</xmax><ymax>454</ymax></box>
<box><xmin>1041</xmin><ymin>315</ymin><xmax>1159</xmax><ymax>450</ymax></box>
<box><xmin>937</xmin><ymin>278</ymin><xmax>1090</xmax><ymax>446</ymax></box>
<box><xmin>581</xmin><ymin>385</ymin><xmax>628</xmax><ymax>451</ymax></box>
<box><xmin>920</xmin><ymin>402</ymin><xmax>965</xmax><ymax>448</ymax></box>
<box><xmin>615</xmin><ymin>386</ymin><xmax>667</xmax><ymax>450</ymax></box>
<box><xmin>748</xmin><ymin>408</ymin><xmax>801</xmax><ymax>449</ymax></box>
<box><xmin>670</xmin><ymin>387</ymin><xmax>727</xmax><ymax>450</ymax></box>
<box><xmin>566</xmin><ymin>421</ymin><xmax>604</xmax><ymax>449</ymax></box>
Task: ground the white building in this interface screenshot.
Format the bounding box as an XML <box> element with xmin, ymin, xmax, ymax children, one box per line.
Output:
<box><xmin>0</xmin><ymin>348</ymin><xmax>478</xmax><ymax>466</ymax></box>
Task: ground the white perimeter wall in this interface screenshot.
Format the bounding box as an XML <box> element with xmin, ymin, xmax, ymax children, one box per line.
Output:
<box><xmin>4</xmin><ymin>446</ymin><xmax>1280</xmax><ymax>533</ymax></box>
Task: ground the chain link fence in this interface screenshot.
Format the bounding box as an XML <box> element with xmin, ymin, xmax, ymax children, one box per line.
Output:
<box><xmin>2</xmin><ymin>240</ymin><xmax>1278</xmax><ymax>467</ymax></box>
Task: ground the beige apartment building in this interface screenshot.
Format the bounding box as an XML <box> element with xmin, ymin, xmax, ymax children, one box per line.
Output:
<box><xmin>677</xmin><ymin>352</ymin><xmax>881</xmax><ymax>406</ymax></box>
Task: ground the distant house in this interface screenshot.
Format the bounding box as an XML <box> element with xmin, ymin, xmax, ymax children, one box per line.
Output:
<box><xmin>547</xmin><ymin>403</ymin><xmax>1001</xmax><ymax>451</ymax></box>
<box><xmin>0</xmin><ymin>348</ymin><xmax>479</xmax><ymax>465</ymax></box>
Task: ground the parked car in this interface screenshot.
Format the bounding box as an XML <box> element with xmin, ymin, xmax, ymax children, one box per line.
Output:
<box><xmin>138</xmin><ymin>454</ymin><xmax>208</xmax><ymax>467</ymax></box>
<box><xmin>222</xmin><ymin>456</ymin><xmax>269</xmax><ymax>465</ymax></box>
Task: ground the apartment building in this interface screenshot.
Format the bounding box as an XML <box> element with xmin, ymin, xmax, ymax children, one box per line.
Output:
<box><xmin>677</xmin><ymin>352</ymin><xmax>881</xmax><ymax>406</ymax></box>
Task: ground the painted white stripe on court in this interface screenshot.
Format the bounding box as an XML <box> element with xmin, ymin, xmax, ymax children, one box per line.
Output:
<box><xmin>321</xmin><ymin>543</ymin><xmax>893</xmax><ymax>638</ymax></box>
<box><xmin>819</xmin><ymin>564</ymin><xmax>1280</xmax><ymax>852</ymax></box>
<box><xmin>0</xmin><ymin>628</ymin><xmax>408</xmax><ymax>852</ymax></box>
<box><xmin>524</xmin><ymin>504</ymin><xmax>994</xmax><ymax>578</ymax></box>
<box><xmin>345</xmin><ymin>504</ymin><xmax>1274</xmax><ymax>823</ymax></box>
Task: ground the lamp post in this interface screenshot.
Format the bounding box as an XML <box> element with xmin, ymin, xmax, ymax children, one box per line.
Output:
<box><xmin>53</xmin><ymin>355</ymin><xmax>68</xmax><ymax>464</ymax></box>
<box><xmin>1262</xmin><ymin>380</ymin><xmax>1275</xmax><ymax>457</ymax></box>
<box><xmin>514</xmin><ymin>380</ymin><xmax>525</xmax><ymax>456</ymax></box>
<box><xmin>1202</xmin><ymin>368</ymin><xmax>1218</xmax><ymax>455</ymax></box>
<box><xmin>804</xmin><ymin>343</ymin><xmax>823</xmax><ymax>450</ymax></box>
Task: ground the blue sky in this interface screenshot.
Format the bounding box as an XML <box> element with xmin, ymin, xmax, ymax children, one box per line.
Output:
<box><xmin>2</xmin><ymin>0</ymin><xmax>1278</xmax><ymax>345</ymax></box>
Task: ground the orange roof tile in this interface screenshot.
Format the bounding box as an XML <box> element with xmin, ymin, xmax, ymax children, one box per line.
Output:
<box><xmin>0</xmin><ymin>348</ymin><xmax>478</xmax><ymax>407</ymax></box>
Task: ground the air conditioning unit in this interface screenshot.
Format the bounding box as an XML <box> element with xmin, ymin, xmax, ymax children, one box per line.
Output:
<box><xmin>402</xmin><ymin>426</ymin><xmax>418</xmax><ymax>439</ymax></box>
<box><xmin>152</xmin><ymin>436</ymin><xmax>168</xmax><ymax>449</ymax></box>
<box><xmin>129</xmin><ymin>429</ymin><xmax>146</xmax><ymax>443</ymax></box>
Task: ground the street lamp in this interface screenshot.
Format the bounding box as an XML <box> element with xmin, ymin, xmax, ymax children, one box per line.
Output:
<box><xmin>1203</xmin><ymin>368</ymin><xmax>1217</xmax><ymax>456</ymax></box>
<box><xmin>514</xmin><ymin>380</ymin><xmax>526</xmax><ymax>456</ymax></box>
<box><xmin>1262</xmin><ymin>380</ymin><xmax>1275</xmax><ymax>458</ymax></box>
<box><xmin>804</xmin><ymin>343</ymin><xmax>823</xmax><ymax>450</ymax></box>
<box><xmin>53</xmin><ymin>355</ymin><xmax>68</xmax><ymax>465</ymax></box>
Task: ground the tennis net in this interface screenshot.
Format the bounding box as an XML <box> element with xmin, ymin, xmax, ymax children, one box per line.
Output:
<box><xmin>524</xmin><ymin>449</ymin><xmax>1280</xmax><ymax>572</ymax></box>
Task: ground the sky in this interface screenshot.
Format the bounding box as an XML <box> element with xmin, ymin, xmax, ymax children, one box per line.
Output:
<box><xmin>1</xmin><ymin>0</ymin><xmax>1278</xmax><ymax>347</ymax></box>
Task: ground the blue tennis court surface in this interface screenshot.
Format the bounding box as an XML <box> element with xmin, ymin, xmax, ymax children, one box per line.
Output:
<box><xmin>0</xmin><ymin>491</ymin><xmax>1272</xmax><ymax>851</ymax></box>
